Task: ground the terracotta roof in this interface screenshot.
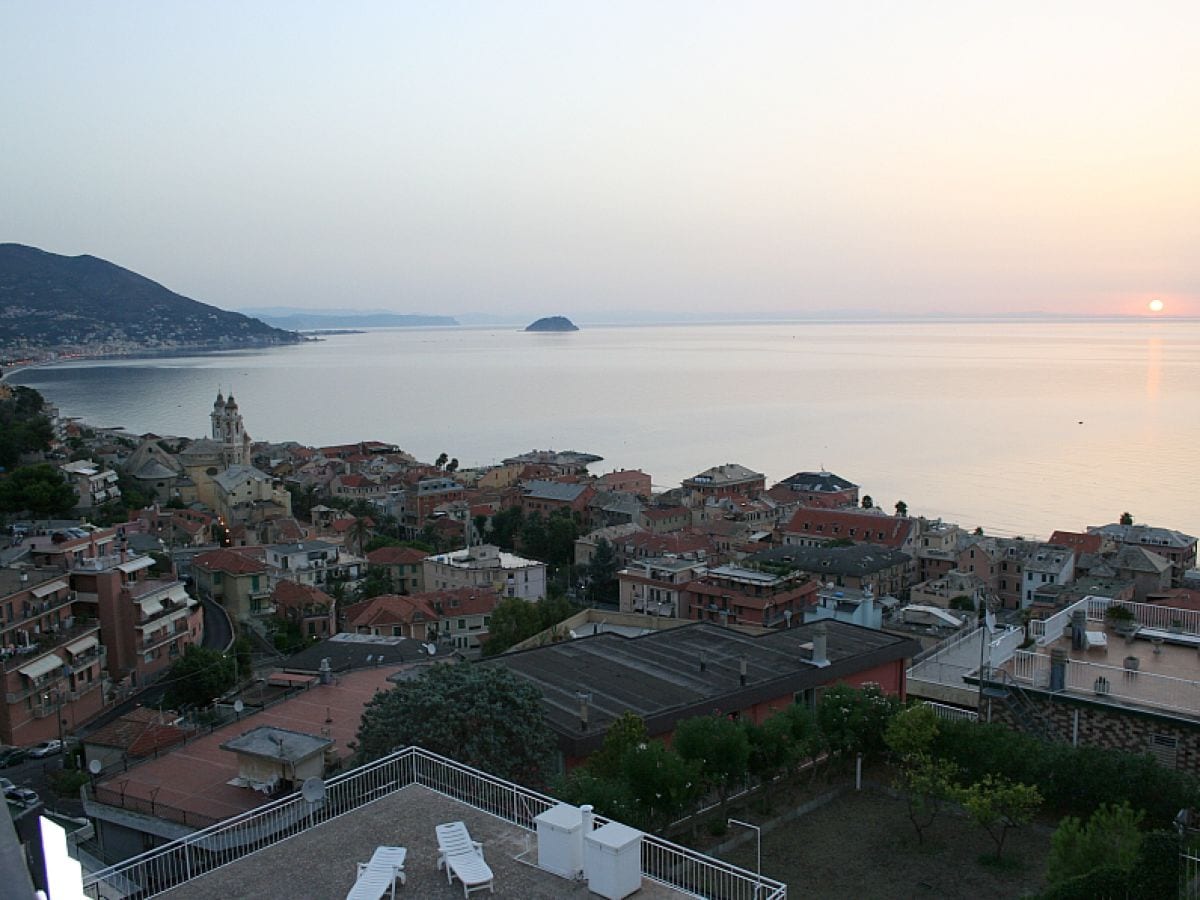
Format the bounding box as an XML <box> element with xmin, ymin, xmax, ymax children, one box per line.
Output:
<box><xmin>84</xmin><ymin>707</ymin><xmax>189</xmax><ymax>757</ymax></box>
<box><xmin>192</xmin><ymin>548</ymin><xmax>267</xmax><ymax>575</ymax></box>
<box><xmin>367</xmin><ymin>546</ymin><xmax>429</xmax><ymax>566</ymax></box>
<box><xmin>345</xmin><ymin>593</ymin><xmax>438</xmax><ymax>630</ymax></box>
<box><xmin>642</xmin><ymin>506</ymin><xmax>688</xmax><ymax>521</ymax></box>
<box><xmin>784</xmin><ymin>508</ymin><xmax>914</xmax><ymax>549</ymax></box>
<box><xmin>273</xmin><ymin>580</ymin><xmax>334</xmax><ymax>612</ymax></box>
<box><xmin>1048</xmin><ymin>530</ymin><xmax>1104</xmax><ymax>555</ymax></box>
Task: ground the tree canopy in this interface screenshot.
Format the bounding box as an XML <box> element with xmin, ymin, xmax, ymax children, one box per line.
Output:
<box><xmin>163</xmin><ymin>646</ymin><xmax>238</xmax><ymax>709</ymax></box>
<box><xmin>355</xmin><ymin>663</ymin><xmax>556</xmax><ymax>786</ymax></box>
<box><xmin>0</xmin><ymin>386</ymin><xmax>54</xmax><ymax>470</ymax></box>
<box><xmin>0</xmin><ymin>463</ymin><xmax>78</xmax><ymax>517</ymax></box>
<box><xmin>482</xmin><ymin>594</ymin><xmax>581</xmax><ymax>656</ymax></box>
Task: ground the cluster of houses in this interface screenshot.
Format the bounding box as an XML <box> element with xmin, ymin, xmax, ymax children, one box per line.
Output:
<box><xmin>5</xmin><ymin>390</ymin><xmax>1200</xmax><ymax>875</ymax></box>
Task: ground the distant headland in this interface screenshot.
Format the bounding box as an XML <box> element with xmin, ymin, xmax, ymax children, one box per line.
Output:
<box><xmin>525</xmin><ymin>316</ymin><xmax>579</xmax><ymax>332</ymax></box>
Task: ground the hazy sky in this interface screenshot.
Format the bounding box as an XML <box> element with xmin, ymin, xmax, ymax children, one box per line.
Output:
<box><xmin>3</xmin><ymin>3</ymin><xmax>1198</xmax><ymax>320</ymax></box>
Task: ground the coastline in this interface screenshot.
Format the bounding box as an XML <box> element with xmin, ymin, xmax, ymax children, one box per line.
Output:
<box><xmin>1</xmin><ymin>338</ymin><xmax>317</xmax><ymax>382</ymax></box>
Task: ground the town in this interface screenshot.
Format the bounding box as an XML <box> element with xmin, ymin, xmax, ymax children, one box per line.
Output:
<box><xmin>1</xmin><ymin>383</ymin><xmax>1195</xmax><ymax>898</ymax></box>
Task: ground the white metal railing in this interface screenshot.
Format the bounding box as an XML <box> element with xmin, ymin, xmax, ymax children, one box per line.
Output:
<box><xmin>988</xmin><ymin>625</ymin><xmax>1025</xmax><ymax>663</ymax></box>
<box><xmin>1085</xmin><ymin>596</ymin><xmax>1200</xmax><ymax>636</ymax></box>
<box><xmin>1183</xmin><ymin>850</ymin><xmax>1200</xmax><ymax>898</ymax></box>
<box><xmin>1008</xmin><ymin>649</ymin><xmax>1200</xmax><ymax>716</ymax></box>
<box><xmin>82</xmin><ymin>746</ymin><xmax>785</xmax><ymax>900</ymax></box>
<box><xmin>922</xmin><ymin>701</ymin><xmax>979</xmax><ymax>722</ymax></box>
<box><xmin>1028</xmin><ymin>598</ymin><xmax>1088</xmax><ymax>645</ymax></box>
<box><xmin>1010</xmin><ymin>649</ymin><xmax>1050</xmax><ymax>687</ymax></box>
<box><xmin>908</xmin><ymin>625</ymin><xmax>1024</xmax><ymax>690</ymax></box>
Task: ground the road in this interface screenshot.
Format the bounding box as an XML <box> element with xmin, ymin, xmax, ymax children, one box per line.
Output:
<box><xmin>201</xmin><ymin>594</ymin><xmax>234</xmax><ymax>652</ymax></box>
<box><xmin>2</xmin><ymin>751</ymin><xmax>79</xmax><ymax>818</ymax></box>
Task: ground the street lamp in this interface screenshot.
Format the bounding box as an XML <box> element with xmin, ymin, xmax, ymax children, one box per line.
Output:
<box><xmin>727</xmin><ymin>818</ymin><xmax>761</xmax><ymax>897</ymax></box>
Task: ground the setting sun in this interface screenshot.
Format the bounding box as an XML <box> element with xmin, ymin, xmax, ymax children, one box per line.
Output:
<box><xmin>1148</xmin><ymin>299</ymin><xmax>1165</xmax><ymax>312</ymax></box>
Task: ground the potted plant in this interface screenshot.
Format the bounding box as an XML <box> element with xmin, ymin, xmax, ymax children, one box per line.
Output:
<box><xmin>1105</xmin><ymin>604</ymin><xmax>1136</xmax><ymax>637</ymax></box>
<box><xmin>1170</xmin><ymin>618</ymin><xmax>1184</xmax><ymax>635</ymax></box>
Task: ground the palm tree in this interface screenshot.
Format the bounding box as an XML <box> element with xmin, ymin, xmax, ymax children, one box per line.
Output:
<box><xmin>347</xmin><ymin>516</ymin><xmax>373</xmax><ymax>556</ymax></box>
<box><xmin>895</xmin><ymin>500</ymin><xmax>908</xmax><ymax>517</ymax></box>
<box><xmin>1119</xmin><ymin>511</ymin><xmax>1134</xmax><ymax>526</ymax></box>
<box><xmin>435</xmin><ymin>452</ymin><xmax>448</xmax><ymax>470</ymax></box>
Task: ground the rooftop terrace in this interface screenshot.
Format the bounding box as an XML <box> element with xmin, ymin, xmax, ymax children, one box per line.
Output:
<box><xmin>84</xmin><ymin>747</ymin><xmax>781</xmax><ymax>900</ymax></box>
<box><xmin>910</xmin><ymin>596</ymin><xmax>1200</xmax><ymax>720</ymax></box>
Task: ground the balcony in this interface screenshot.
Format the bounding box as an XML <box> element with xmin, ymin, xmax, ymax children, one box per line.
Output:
<box><xmin>2</xmin><ymin>621</ymin><xmax>103</xmax><ymax>673</ymax></box>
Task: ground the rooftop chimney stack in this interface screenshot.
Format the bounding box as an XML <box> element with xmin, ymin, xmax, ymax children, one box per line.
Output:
<box><xmin>812</xmin><ymin>622</ymin><xmax>829</xmax><ymax>667</ymax></box>
<box><xmin>1070</xmin><ymin>609</ymin><xmax>1087</xmax><ymax>651</ymax></box>
<box><xmin>577</xmin><ymin>692</ymin><xmax>591</xmax><ymax>731</ymax></box>
<box><xmin>739</xmin><ymin>656</ymin><xmax>747</xmax><ymax>686</ymax></box>
<box><xmin>699</xmin><ymin>652</ymin><xmax>706</xmax><ymax>673</ymax></box>
<box><xmin>319</xmin><ymin>657</ymin><xmax>332</xmax><ymax>685</ymax></box>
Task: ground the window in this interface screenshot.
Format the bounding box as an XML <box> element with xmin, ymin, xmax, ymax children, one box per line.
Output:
<box><xmin>1148</xmin><ymin>733</ymin><xmax>1179</xmax><ymax>768</ymax></box>
<box><xmin>793</xmin><ymin>688</ymin><xmax>817</xmax><ymax>709</ymax></box>
<box><xmin>458</xmin><ymin>619</ymin><xmax>466</xmax><ymax>630</ymax></box>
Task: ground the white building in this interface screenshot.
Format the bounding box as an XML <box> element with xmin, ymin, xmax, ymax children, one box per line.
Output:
<box><xmin>1021</xmin><ymin>544</ymin><xmax>1075</xmax><ymax>607</ymax></box>
<box><xmin>423</xmin><ymin>544</ymin><xmax>546</xmax><ymax>601</ymax></box>
<box><xmin>266</xmin><ymin>540</ymin><xmax>366</xmax><ymax>591</ymax></box>
<box><xmin>59</xmin><ymin>459</ymin><xmax>121</xmax><ymax>509</ymax></box>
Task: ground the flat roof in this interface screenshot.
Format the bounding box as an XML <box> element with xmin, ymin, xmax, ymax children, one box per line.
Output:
<box><xmin>220</xmin><ymin>726</ymin><xmax>332</xmax><ymax>762</ymax></box>
<box><xmin>91</xmin><ymin>667</ymin><xmax>396</xmax><ymax>826</ymax></box>
<box><xmin>159</xmin><ymin>784</ymin><xmax>686</xmax><ymax>900</ymax></box>
<box><xmin>484</xmin><ymin>620</ymin><xmax>919</xmax><ymax>752</ymax></box>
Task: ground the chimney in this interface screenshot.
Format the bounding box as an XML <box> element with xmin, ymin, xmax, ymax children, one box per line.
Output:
<box><xmin>1070</xmin><ymin>608</ymin><xmax>1087</xmax><ymax>651</ymax></box>
<box><xmin>577</xmin><ymin>691</ymin><xmax>591</xmax><ymax>731</ymax></box>
<box><xmin>1049</xmin><ymin>647</ymin><xmax>1067</xmax><ymax>692</ymax></box>
<box><xmin>811</xmin><ymin>622</ymin><xmax>829</xmax><ymax>667</ymax></box>
<box><xmin>739</xmin><ymin>655</ymin><xmax>747</xmax><ymax>687</ymax></box>
<box><xmin>319</xmin><ymin>657</ymin><xmax>332</xmax><ymax>685</ymax></box>
<box><xmin>698</xmin><ymin>652</ymin><xmax>706</xmax><ymax>673</ymax></box>
<box><xmin>580</xmin><ymin>804</ymin><xmax>595</xmax><ymax>833</ymax></box>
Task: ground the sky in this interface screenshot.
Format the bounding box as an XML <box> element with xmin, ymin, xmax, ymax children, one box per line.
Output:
<box><xmin>3</xmin><ymin>2</ymin><xmax>1198</xmax><ymax>321</ymax></box>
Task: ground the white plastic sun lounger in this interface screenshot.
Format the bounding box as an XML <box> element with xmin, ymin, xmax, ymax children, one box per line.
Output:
<box><xmin>435</xmin><ymin>822</ymin><xmax>494</xmax><ymax>897</ymax></box>
<box><xmin>346</xmin><ymin>845</ymin><xmax>406</xmax><ymax>899</ymax></box>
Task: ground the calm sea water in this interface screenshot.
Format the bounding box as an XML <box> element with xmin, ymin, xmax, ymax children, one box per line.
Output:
<box><xmin>10</xmin><ymin>321</ymin><xmax>1199</xmax><ymax>540</ymax></box>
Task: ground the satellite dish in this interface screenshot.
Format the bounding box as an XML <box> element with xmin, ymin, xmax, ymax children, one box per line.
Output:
<box><xmin>423</xmin><ymin>643</ymin><xmax>437</xmax><ymax>655</ymax></box>
<box><xmin>568</xmin><ymin>630</ymin><xmax>578</xmax><ymax>639</ymax></box>
<box><xmin>301</xmin><ymin>776</ymin><xmax>326</xmax><ymax>804</ymax></box>
<box><xmin>88</xmin><ymin>759</ymin><xmax>102</xmax><ymax>775</ymax></box>
<box><xmin>233</xmin><ymin>699</ymin><xmax>244</xmax><ymax>714</ymax></box>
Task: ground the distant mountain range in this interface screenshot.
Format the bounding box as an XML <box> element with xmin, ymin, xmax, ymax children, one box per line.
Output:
<box><xmin>0</xmin><ymin>244</ymin><xmax>302</xmax><ymax>355</ymax></box>
<box><xmin>244</xmin><ymin>309</ymin><xmax>458</xmax><ymax>329</ymax></box>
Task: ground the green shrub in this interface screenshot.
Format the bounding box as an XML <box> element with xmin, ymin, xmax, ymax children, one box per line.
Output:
<box><xmin>1047</xmin><ymin>803</ymin><xmax>1143</xmax><ymax>886</ymax></box>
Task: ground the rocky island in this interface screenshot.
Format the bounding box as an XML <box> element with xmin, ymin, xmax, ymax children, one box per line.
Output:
<box><xmin>524</xmin><ymin>316</ymin><xmax>579</xmax><ymax>332</ymax></box>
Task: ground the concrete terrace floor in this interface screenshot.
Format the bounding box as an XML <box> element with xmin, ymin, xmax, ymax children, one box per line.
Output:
<box><xmin>161</xmin><ymin>784</ymin><xmax>688</xmax><ymax>900</ymax></box>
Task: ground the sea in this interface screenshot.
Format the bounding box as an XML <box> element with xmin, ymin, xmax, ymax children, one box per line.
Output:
<box><xmin>8</xmin><ymin>319</ymin><xmax>1199</xmax><ymax>541</ymax></box>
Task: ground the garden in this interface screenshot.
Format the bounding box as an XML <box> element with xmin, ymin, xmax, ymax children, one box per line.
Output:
<box><xmin>553</xmin><ymin>685</ymin><xmax>1194</xmax><ymax>898</ymax></box>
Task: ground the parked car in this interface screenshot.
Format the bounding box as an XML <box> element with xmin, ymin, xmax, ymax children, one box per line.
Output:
<box><xmin>27</xmin><ymin>739</ymin><xmax>62</xmax><ymax>759</ymax></box>
<box><xmin>0</xmin><ymin>777</ymin><xmax>13</xmax><ymax>793</ymax></box>
<box><xmin>4</xmin><ymin>786</ymin><xmax>39</xmax><ymax>806</ymax></box>
<box><xmin>0</xmin><ymin>748</ymin><xmax>28</xmax><ymax>767</ymax></box>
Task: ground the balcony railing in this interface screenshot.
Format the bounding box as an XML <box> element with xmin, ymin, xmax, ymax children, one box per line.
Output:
<box><xmin>1009</xmin><ymin>648</ymin><xmax>1200</xmax><ymax>716</ymax></box>
<box><xmin>82</xmin><ymin>746</ymin><xmax>786</xmax><ymax>900</ymax></box>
